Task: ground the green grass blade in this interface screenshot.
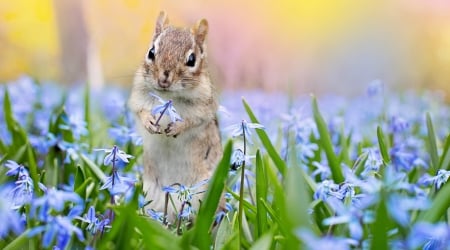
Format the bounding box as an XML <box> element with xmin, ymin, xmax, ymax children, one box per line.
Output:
<box><xmin>27</xmin><ymin>144</ymin><xmax>40</xmax><ymax>193</ymax></box>
<box><xmin>370</xmin><ymin>195</ymin><xmax>389</xmax><ymax>250</ymax></box>
<box><xmin>242</xmin><ymin>98</ymin><xmax>287</xmax><ymax>176</ymax></box>
<box><xmin>338</xmin><ymin>131</ymin><xmax>351</xmax><ymax>166</ymax></box>
<box><xmin>260</xmin><ymin>199</ymin><xmax>281</xmax><ymax>228</ymax></box>
<box><xmin>285</xmin><ymin>165</ymin><xmax>311</xmax><ymax>230</ymax></box>
<box><xmin>3</xmin><ymin>229</ymin><xmax>31</xmax><ymax>250</ymax></box>
<box><xmin>426</xmin><ymin>113</ymin><xmax>439</xmax><ymax>172</ymax></box>
<box><xmin>3</xmin><ymin>90</ymin><xmax>28</xmax><ymax>149</ymax></box>
<box><xmin>377</xmin><ymin>126</ymin><xmax>390</xmax><ymax>165</ymax></box>
<box><xmin>226</xmin><ymin>187</ymin><xmax>257</xmax><ymax>214</ymax></box>
<box><xmin>353</xmin><ymin>152</ymin><xmax>369</xmax><ymax>177</ymax></box>
<box><xmin>311</xmin><ymin>96</ymin><xmax>344</xmax><ymax>183</ymax></box>
<box><xmin>100</xmin><ymin>205</ymin><xmax>181</xmax><ymax>249</ymax></box>
<box><xmin>439</xmin><ymin>134</ymin><xmax>450</xmax><ymax>170</ymax></box>
<box><xmin>191</xmin><ymin>140</ymin><xmax>233</xmax><ymax>250</ymax></box>
<box><xmin>249</xmin><ymin>231</ymin><xmax>273</xmax><ymax>250</ymax></box>
<box><xmin>74</xmin><ymin>177</ymin><xmax>94</xmax><ymax>199</ymax></box>
<box><xmin>255</xmin><ymin>150</ymin><xmax>268</xmax><ymax>237</ymax></box>
<box><xmin>80</xmin><ymin>154</ymin><xmax>107</xmax><ymax>181</ymax></box>
<box><xmin>214</xmin><ymin>218</ymin><xmax>236</xmax><ymax>250</ymax></box>
<box><xmin>419</xmin><ymin>180</ymin><xmax>450</xmax><ymax>222</ymax></box>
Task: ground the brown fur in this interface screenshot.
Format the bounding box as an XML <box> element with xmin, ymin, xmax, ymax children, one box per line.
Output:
<box><xmin>128</xmin><ymin>11</ymin><xmax>223</xmax><ymax>221</ymax></box>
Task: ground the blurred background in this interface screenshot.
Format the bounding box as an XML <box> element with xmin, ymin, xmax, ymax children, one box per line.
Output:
<box><xmin>0</xmin><ymin>0</ymin><xmax>449</xmax><ymax>97</ymax></box>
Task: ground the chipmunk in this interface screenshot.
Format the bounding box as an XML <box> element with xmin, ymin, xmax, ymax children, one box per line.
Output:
<box><xmin>128</xmin><ymin>12</ymin><xmax>223</xmax><ymax>221</ymax></box>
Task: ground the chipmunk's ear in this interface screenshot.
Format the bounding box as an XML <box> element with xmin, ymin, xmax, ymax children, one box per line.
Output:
<box><xmin>155</xmin><ymin>11</ymin><xmax>169</xmax><ymax>37</ymax></box>
<box><xmin>192</xmin><ymin>19</ymin><xmax>208</xmax><ymax>47</ymax></box>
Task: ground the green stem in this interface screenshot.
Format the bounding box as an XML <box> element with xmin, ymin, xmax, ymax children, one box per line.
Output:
<box><xmin>238</xmin><ymin>121</ymin><xmax>247</xmax><ymax>244</ymax></box>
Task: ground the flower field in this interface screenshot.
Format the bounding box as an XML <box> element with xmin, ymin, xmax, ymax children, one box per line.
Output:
<box><xmin>1</xmin><ymin>76</ymin><xmax>449</xmax><ymax>249</ymax></box>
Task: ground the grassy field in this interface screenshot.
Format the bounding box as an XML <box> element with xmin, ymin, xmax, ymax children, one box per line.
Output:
<box><xmin>1</xmin><ymin>76</ymin><xmax>449</xmax><ymax>249</ymax></box>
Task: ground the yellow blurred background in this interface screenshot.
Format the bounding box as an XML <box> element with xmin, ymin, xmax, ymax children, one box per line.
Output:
<box><xmin>1</xmin><ymin>0</ymin><xmax>449</xmax><ymax>96</ymax></box>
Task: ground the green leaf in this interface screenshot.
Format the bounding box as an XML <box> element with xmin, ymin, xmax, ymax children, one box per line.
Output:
<box><xmin>74</xmin><ymin>177</ymin><xmax>93</xmax><ymax>199</ymax></box>
<box><xmin>353</xmin><ymin>151</ymin><xmax>369</xmax><ymax>176</ymax></box>
<box><xmin>3</xmin><ymin>90</ymin><xmax>28</xmax><ymax>149</ymax></box>
<box><xmin>3</xmin><ymin>229</ymin><xmax>32</xmax><ymax>250</ymax></box>
<box><xmin>74</xmin><ymin>166</ymin><xmax>87</xmax><ymax>198</ymax></box>
<box><xmin>74</xmin><ymin>165</ymin><xmax>86</xmax><ymax>189</ymax></box>
<box><xmin>426</xmin><ymin>113</ymin><xmax>439</xmax><ymax>172</ymax></box>
<box><xmin>284</xmin><ymin>166</ymin><xmax>311</xmax><ymax>248</ymax></box>
<box><xmin>419</xmin><ymin>180</ymin><xmax>450</xmax><ymax>222</ymax></box>
<box><xmin>226</xmin><ymin>188</ymin><xmax>257</xmax><ymax>214</ymax></box>
<box><xmin>242</xmin><ymin>98</ymin><xmax>287</xmax><ymax>176</ymax></box>
<box><xmin>191</xmin><ymin>140</ymin><xmax>233</xmax><ymax>250</ymax></box>
<box><xmin>439</xmin><ymin>134</ymin><xmax>450</xmax><ymax>170</ymax></box>
<box><xmin>101</xmin><ymin>205</ymin><xmax>181</xmax><ymax>249</ymax></box>
<box><xmin>338</xmin><ymin>131</ymin><xmax>352</xmax><ymax>166</ymax></box>
<box><xmin>0</xmin><ymin>137</ymin><xmax>6</xmax><ymax>154</ymax></box>
<box><xmin>311</xmin><ymin>96</ymin><xmax>344</xmax><ymax>183</ymax></box>
<box><xmin>27</xmin><ymin>143</ymin><xmax>40</xmax><ymax>193</ymax></box>
<box><xmin>214</xmin><ymin>218</ymin><xmax>236</xmax><ymax>250</ymax></box>
<box><xmin>370</xmin><ymin>195</ymin><xmax>389</xmax><ymax>250</ymax></box>
<box><xmin>49</xmin><ymin>105</ymin><xmax>74</xmax><ymax>143</ymax></box>
<box><xmin>255</xmin><ymin>150</ymin><xmax>268</xmax><ymax>237</ymax></box>
<box><xmin>80</xmin><ymin>154</ymin><xmax>107</xmax><ymax>181</ymax></box>
<box><xmin>249</xmin><ymin>231</ymin><xmax>273</xmax><ymax>250</ymax></box>
<box><xmin>377</xmin><ymin>126</ymin><xmax>390</xmax><ymax>165</ymax></box>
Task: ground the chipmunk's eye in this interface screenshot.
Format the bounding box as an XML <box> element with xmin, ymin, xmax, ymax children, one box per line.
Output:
<box><xmin>147</xmin><ymin>46</ymin><xmax>155</xmax><ymax>61</ymax></box>
<box><xmin>186</xmin><ymin>53</ymin><xmax>196</xmax><ymax>67</ymax></box>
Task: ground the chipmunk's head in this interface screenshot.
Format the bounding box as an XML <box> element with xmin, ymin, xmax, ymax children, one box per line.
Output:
<box><xmin>143</xmin><ymin>11</ymin><xmax>209</xmax><ymax>91</ymax></box>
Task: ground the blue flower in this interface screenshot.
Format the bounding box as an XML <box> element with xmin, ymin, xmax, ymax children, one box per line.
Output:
<box><xmin>366</xmin><ymin>79</ymin><xmax>383</xmax><ymax>97</ymax></box>
<box><xmin>408</xmin><ymin>222</ymin><xmax>450</xmax><ymax>250</ymax></box>
<box><xmin>57</xmin><ymin>140</ymin><xmax>84</xmax><ymax>163</ymax></box>
<box><xmin>387</xmin><ymin>194</ymin><xmax>430</xmax><ymax>227</ymax></box>
<box><xmin>0</xmin><ymin>188</ymin><xmax>24</xmax><ymax>238</ymax></box>
<box><xmin>360</xmin><ymin>148</ymin><xmax>383</xmax><ymax>177</ymax></box>
<box><xmin>28</xmin><ymin>215</ymin><xmax>85</xmax><ymax>249</ymax></box>
<box><xmin>322</xmin><ymin>197</ymin><xmax>373</xmax><ymax>241</ymax></box>
<box><xmin>297</xmin><ymin>229</ymin><xmax>358</xmax><ymax>250</ymax></box>
<box><xmin>59</xmin><ymin>113</ymin><xmax>88</xmax><ymax>140</ymax></box>
<box><xmin>230</xmin><ymin>149</ymin><xmax>255</xmax><ymax>170</ymax></box>
<box><xmin>100</xmin><ymin>171</ymin><xmax>136</xmax><ymax>195</ymax></box>
<box><xmin>313</xmin><ymin>180</ymin><xmax>344</xmax><ymax>201</ymax></box>
<box><xmin>108</xmin><ymin>125</ymin><xmax>142</xmax><ymax>146</ymax></box>
<box><xmin>214</xmin><ymin>202</ymin><xmax>233</xmax><ymax>224</ymax></box>
<box><xmin>179</xmin><ymin>204</ymin><xmax>194</xmax><ymax>220</ymax></box>
<box><xmin>226</xmin><ymin>119</ymin><xmax>265</xmax><ymax>144</ymax></box>
<box><xmin>29</xmin><ymin>132</ymin><xmax>58</xmax><ymax>155</ymax></box>
<box><xmin>147</xmin><ymin>209</ymin><xmax>165</xmax><ymax>223</ymax></box>
<box><xmin>150</xmin><ymin>92</ymin><xmax>183</xmax><ymax>123</ymax></box>
<box><xmin>96</xmin><ymin>145</ymin><xmax>133</xmax><ymax>167</ymax></box>
<box><xmin>295</xmin><ymin>142</ymin><xmax>319</xmax><ymax>163</ymax></box>
<box><xmin>78</xmin><ymin>206</ymin><xmax>110</xmax><ymax>235</ymax></box>
<box><xmin>31</xmin><ymin>188</ymin><xmax>84</xmax><ymax>222</ymax></box>
<box><xmin>4</xmin><ymin>160</ymin><xmax>23</xmax><ymax>176</ymax></box>
<box><xmin>311</xmin><ymin>161</ymin><xmax>331</xmax><ymax>180</ymax></box>
<box><xmin>389</xmin><ymin>116</ymin><xmax>409</xmax><ymax>134</ymax></box>
<box><xmin>8</xmin><ymin>165</ymin><xmax>46</xmax><ymax>209</ymax></box>
<box><xmin>162</xmin><ymin>179</ymin><xmax>209</xmax><ymax>203</ymax></box>
<box><xmin>390</xmin><ymin>145</ymin><xmax>425</xmax><ymax>172</ymax></box>
<box><xmin>419</xmin><ymin>169</ymin><xmax>450</xmax><ymax>190</ymax></box>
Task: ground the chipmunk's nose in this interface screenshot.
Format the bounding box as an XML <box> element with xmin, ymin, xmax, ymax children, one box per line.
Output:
<box><xmin>158</xmin><ymin>70</ymin><xmax>171</xmax><ymax>88</ymax></box>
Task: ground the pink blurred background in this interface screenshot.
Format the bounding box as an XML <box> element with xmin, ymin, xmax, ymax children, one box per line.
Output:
<box><xmin>1</xmin><ymin>0</ymin><xmax>449</xmax><ymax>96</ymax></box>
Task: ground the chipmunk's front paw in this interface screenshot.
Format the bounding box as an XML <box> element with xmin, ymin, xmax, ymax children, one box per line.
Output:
<box><xmin>165</xmin><ymin>122</ymin><xmax>184</xmax><ymax>137</ymax></box>
<box><xmin>143</xmin><ymin>115</ymin><xmax>161</xmax><ymax>134</ymax></box>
